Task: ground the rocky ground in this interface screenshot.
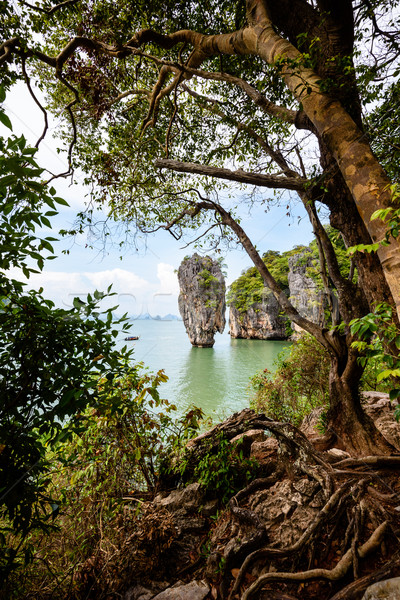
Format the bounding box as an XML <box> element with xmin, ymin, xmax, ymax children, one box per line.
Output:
<box><xmin>118</xmin><ymin>392</ymin><xmax>400</xmax><ymax>600</ymax></box>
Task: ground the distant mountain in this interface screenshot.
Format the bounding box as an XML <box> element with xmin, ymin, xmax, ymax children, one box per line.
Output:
<box><xmin>163</xmin><ymin>313</ymin><xmax>182</xmax><ymax>321</ymax></box>
<box><xmin>129</xmin><ymin>313</ymin><xmax>182</xmax><ymax>321</ymax></box>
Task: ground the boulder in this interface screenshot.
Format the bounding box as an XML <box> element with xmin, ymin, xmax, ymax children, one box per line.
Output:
<box><xmin>248</xmin><ymin>477</ymin><xmax>323</xmax><ymax>547</ymax></box>
<box><xmin>230</xmin><ymin>429</ymin><xmax>266</xmax><ymax>456</ymax></box>
<box><xmin>325</xmin><ymin>448</ymin><xmax>351</xmax><ymax>462</ymax></box>
<box><xmin>361</xmin><ymin>577</ymin><xmax>400</xmax><ymax>599</ymax></box>
<box><xmin>250</xmin><ymin>436</ymin><xmax>278</xmax><ymax>462</ymax></box>
<box><xmin>362</xmin><ymin>391</ymin><xmax>400</xmax><ymax>451</ymax></box>
<box><xmin>152</xmin><ymin>580</ymin><xmax>210</xmax><ymax>600</ymax></box>
<box><xmin>124</xmin><ymin>582</ymin><xmax>170</xmax><ymax>600</ymax></box>
<box><xmin>154</xmin><ymin>482</ymin><xmax>204</xmax><ymax>513</ymax></box>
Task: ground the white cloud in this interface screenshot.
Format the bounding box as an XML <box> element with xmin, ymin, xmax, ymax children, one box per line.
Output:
<box><xmin>84</xmin><ymin>268</ymin><xmax>151</xmax><ymax>294</ymax></box>
<box><xmin>6</xmin><ymin>263</ymin><xmax>180</xmax><ymax>316</ymax></box>
<box><xmin>155</xmin><ymin>263</ymin><xmax>179</xmax><ymax>295</ymax></box>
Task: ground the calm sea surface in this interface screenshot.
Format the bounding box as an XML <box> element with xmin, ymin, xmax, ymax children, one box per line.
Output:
<box><xmin>118</xmin><ymin>319</ymin><xmax>290</xmax><ymax>421</ymax></box>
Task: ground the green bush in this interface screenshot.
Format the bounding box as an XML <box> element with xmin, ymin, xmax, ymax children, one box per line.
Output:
<box><xmin>175</xmin><ymin>433</ymin><xmax>259</xmax><ymax>505</ymax></box>
<box><xmin>250</xmin><ymin>330</ymin><xmax>395</xmax><ymax>427</ymax></box>
<box><xmin>249</xmin><ymin>334</ymin><xmax>330</xmax><ymax>425</ymax></box>
<box><xmin>3</xmin><ymin>370</ymin><xmax>203</xmax><ymax>599</ymax></box>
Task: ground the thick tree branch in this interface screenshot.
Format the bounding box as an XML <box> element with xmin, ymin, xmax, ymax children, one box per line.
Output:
<box><xmin>155</xmin><ymin>158</ymin><xmax>307</xmax><ymax>191</ymax></box>
<box><xmin>178</xmin><ymin>66</ymin><xmax>311</xmax><ymax>129</ymax></box>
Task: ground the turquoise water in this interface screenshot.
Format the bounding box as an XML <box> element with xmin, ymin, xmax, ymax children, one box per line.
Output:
<box><xmin>119</xmin><ymin>320</ymin><xmax>290</xmax><ymax>420</ymax></box>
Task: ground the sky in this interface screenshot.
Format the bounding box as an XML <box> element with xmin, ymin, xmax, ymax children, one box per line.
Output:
<box><xmin>3</xmin><ymin>82</ymin><xmax>314</xmax><ymax>317</ymax></box>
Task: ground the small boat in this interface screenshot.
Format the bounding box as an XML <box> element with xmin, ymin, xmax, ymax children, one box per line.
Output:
<box><xmin>125</xmin><ymin>336</ymin><xmax>139</xmax><ymax>341</ymax></box>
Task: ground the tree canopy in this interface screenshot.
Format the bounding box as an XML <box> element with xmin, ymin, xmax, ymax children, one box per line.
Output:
<box><xmin>2</xmin><ymin>0</ymin><xmax>400</xmax><ymax>450</ymax></box>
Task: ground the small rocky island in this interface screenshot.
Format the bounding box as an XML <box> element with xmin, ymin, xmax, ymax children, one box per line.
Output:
<box><xmin>178</xmin><ymin>254</ymin><xmax>226</xmax><ymax>347</ymax></box>
<box><xmin>228</xmin><ymin>247</ymin><xmax>324</xmax><ymax>339</ymax></box>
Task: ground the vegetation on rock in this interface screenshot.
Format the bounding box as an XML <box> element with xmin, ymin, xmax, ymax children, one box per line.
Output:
<box><xmin>178</xmin><ymin>253</ymin><xmax>226</xmax><ymax>346</ymax></box>
<box><xmin>227</xmin><ymin>250</ymin><xmax>290</xmax><ymax>314</ymax></box>
<box><xmin>250</xmin><ymin>333</ymin><xmax>395</xmax><ymax>428</ymax></box>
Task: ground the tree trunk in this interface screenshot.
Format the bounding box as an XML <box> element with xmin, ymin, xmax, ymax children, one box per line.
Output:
<box><xmin>326</xmin><ymin>350</ymin><xmax>394</xmax><ymax>456</ymax></box>
<box><xmin>317</xmin><ymin>140</ymin><xmax>397</xmax><ymax>318</ymax></box>
<box><xmin>244</xmin><ymin>0</ymin><xmax>400</xmax><ymax>319</ymax></box>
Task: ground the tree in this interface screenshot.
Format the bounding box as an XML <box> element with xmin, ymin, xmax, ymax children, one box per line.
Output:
<box><xmin>0</xmin><ymin>94</ymin><xmax>138</xmax><ymax>579</ymax></box>
<box><xmin>1</xmin><ymin>0</ymin><xmax>399</xmax><ymax>454</ymax></box>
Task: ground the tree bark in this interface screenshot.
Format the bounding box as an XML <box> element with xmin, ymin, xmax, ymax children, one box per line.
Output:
<box><xmin>326</xmin><ymin>344</ymin><xmax>394</xmax><ymax>456</ymax></box>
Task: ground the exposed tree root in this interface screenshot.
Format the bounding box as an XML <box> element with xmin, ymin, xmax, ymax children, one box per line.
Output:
<box><xmin>184</xmin><ymin>409</ymin><xmax>400</xmax><ymax>600</ymax></box>
<box><xmin>172</xmin><ymin>410</ymin><xmax>400</xmax><ymax>600</ymax></box>
<box><xmin>327</xmin><ymin>552</ymin><xmax>400</xmax><ymax>600</ymax></box>
<box><xmin>228</xmin><ymin>482</ymin><xmax>352</xmax><ymax>599</ymax></box>
<box><xmin>334</xmin><ymin>455</ymin><xmax>400</xmax><ymax>469</ymax></box>
<box><xmin>241</xmin><ymin>522</ymin><xmax>388</xmax><ymax>599</ymax></box>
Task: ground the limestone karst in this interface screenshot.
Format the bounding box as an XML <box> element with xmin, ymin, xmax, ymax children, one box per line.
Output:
<box><xmin>178</xmin><ymin>254</ymin><xmax>226</xmax><ymax>347</ymax></box>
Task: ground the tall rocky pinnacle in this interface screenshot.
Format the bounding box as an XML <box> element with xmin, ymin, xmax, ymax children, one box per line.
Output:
<box><xmin>178</xmin><ymin>254</ymin><xmax>226</xmax><ymax>347</ymax></box>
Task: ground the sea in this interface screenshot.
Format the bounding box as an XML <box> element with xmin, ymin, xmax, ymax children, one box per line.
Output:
<box><xmin>118</xmin><ymin>319</ymin><xmax>290</xmax><ymax>422</ymax></box>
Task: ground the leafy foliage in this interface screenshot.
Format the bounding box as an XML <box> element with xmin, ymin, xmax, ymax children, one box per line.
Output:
<box><xmin>173</xmin><ymin>432</ymin><xmax>258</xmax><ymax>506</ymax></box>
<box><xmin>227</xmin><ymin>249</ymin><xmax>291</xmax><ymax>313</ymax></box>
<box><xmin>0</xmin><ymin>114</ymin><xmax>137</xmax><ymax>581</ymax></box>
<box><xmin>3</xmin><ymin>370</ymin><xmax>202</xmax><ymax>599</ymax></box>
<box><xmin>350</xmin><ymin>303</ymin><xmax>400</xmax><ymax>418</ymax></box>
<box><xmin>249</xmin><ymin>334</ymin><xmax>330</xmax><ymax>425</ymax></box>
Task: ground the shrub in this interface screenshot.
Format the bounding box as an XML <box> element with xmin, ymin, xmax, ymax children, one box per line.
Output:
<box><xmin>249</xmin><ymin>334</ymin><xmax>330</xmax><ymax>425</ymax></box>
<box><xmin>2</xmin><ymin>369</ymin><xmax>203</xmax><ymax>599</ymax></box>
<box><xmin>250</xmin><ymin>331</ymin><xmax>395</xmax><ymax>426</ymax></box>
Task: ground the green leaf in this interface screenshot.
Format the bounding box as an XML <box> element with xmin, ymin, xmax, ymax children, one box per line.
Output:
<box><xmin>371</xmin><ymin>207</ymin><xmax>392</xmax><ymax>221</ymax></box>
<box><xmin>0</xmin><ymin>110</ymin><xmax>13</xmax><ymax>130</ymax></box>
<box><xmin>54</xmin><ymin>197</ymin><xmax>69</xmax><ymax>206</ymax></box>
<box><xmin>377</xmin><ymin>368</ymin><xmax>400</xmax><ymax>382</ymax></box>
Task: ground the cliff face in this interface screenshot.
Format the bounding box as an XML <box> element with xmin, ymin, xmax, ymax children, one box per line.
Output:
<box><xmin>229</xmin><ymin>249</ymin><xmax>324</xmax><ymax>340</ymax></box>
<box><xmin>288</xmin><ymin>252</ymin><xmax>325</xmax><ymax>336</ymax></box>
<box><xmin>229</xmin><ymin>292</ymin><xmax>288</xmax><ymax>340</ymax></box>
<box><xmin>178</xmin><ymin>254</ymin><xmax>226</xmax><ymax>347</ymax></box>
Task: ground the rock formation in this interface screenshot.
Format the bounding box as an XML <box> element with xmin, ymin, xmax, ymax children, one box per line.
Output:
<box><xmin>122</xmin><ymin>401</ymin><xmax>400</xmax><ymax>600</ymax></box>
<box><xmin>229</xmin><ymin>249</ymin><xmax>325</xmax><ymax>340</ymax></box>
<box><xmin>288</xmin><ymin>251</ymin><xmax>325</xmax><ymax>336</ymax></box>
<box><xmin>229</xmin><ymin>291</ymin><xmax>288</xmax><ymax>340</ymax></box>
<box><xmin>177</xmin><ymin>254</ymin><xmax>225</xmax><ymax>347</ymax></box>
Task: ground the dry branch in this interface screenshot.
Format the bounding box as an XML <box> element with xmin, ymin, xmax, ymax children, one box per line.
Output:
<box><xmin>334</xmin><ymin>456</ymin><xmax>400</xmax><ymax>469</ymax></box>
